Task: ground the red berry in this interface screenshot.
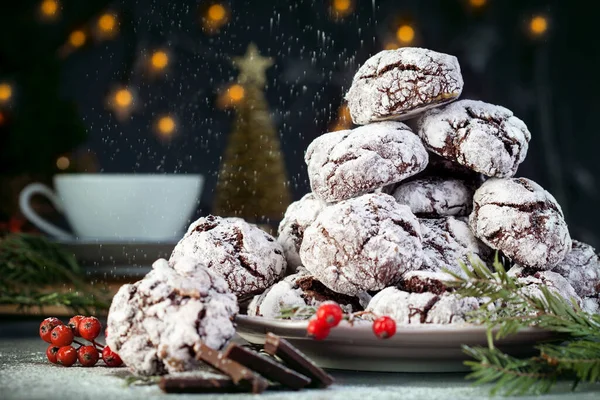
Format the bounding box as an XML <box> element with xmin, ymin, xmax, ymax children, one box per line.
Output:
<box><xmin>316</xmin><ymin>302</ymin><xmax>343</xmax><ymax>328</ymax></box>
<box><xmin>306</xmin><ymin>318</ymin><xmax>330</xmax><ymax>340</ymax></box>
<box><xmin>372</xmin><ymin>316</ymin><xmax>396</xmax><ymax>339</ymax></box>
<box><xmin>50</xmin><ymin>325</ymin><xmax>74</xmax><ymax>347</ymax></box>
<box><xmin>56</xmin><ymin>346</ymin><xmax>77</xmax><ymax>367</ymax></box>
<box><xmin>68</xmin><ymin>315</ymin><xmax>85</xmax><ymax>337</ymax></box>
<box><xmin>78</xmin><ymin>345</ymin><xmax>99</xmax><ymax>367</ymax></box>
<box><xmin>102</xmin><ymin>346</ymin><xmax>123</xmax><ymax>367</ymax></box>
<box><xmin>39</xmin><ymin>317</ymin><xmax>62</xmax><ymax>343</ymax></box>
<box><xmin>79</xmin><ymin>316</ymin><xmax>102</xmax><ymax>341</ymax></box>
<box><xmin>46</xmin><ymin>345</ymin><xmax>60</xmax><ymax>364</ymax></box>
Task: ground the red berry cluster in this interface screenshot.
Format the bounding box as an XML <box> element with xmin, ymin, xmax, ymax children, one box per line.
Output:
<box><xmin>39</xmin><ymin>315</ymin><xmax>123</xmax><ymax>368</ymax></box>
<box><xmin>306</xmin><ymin>303</ymin><xmax>397</xmax><ymax>340</ymax></box>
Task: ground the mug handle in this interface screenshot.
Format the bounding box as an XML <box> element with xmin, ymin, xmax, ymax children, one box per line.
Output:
<box><xmin>19</xmin><ymin>183</ymin><xmax>74</xmax><ymax>240</ymax></box>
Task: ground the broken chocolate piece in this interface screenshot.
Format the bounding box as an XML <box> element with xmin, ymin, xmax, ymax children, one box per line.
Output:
<box><xmin>263</xmin><ymin>333</ymin><xmax>334</xmax><ymax>388</ymax></box>
<box><xmin>159</xmin><ymin>374</ymin><xmax>247</xmax><ymax>394</ymax></box>
<box><xmin>195</xmin><ymin>343</ymin><xmax>269</xmax><ymax>394</ymax></box>
<box><xmin>225</xmin><ymin>343</ymin><xmax>311</xmax><ymax>390</ymax></box>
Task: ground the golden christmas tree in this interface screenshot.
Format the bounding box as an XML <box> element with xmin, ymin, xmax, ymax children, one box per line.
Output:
<box><xmin>213</xmin><ymin>43</ymin><xmax>292</xmax><ymax>225</ymax></box>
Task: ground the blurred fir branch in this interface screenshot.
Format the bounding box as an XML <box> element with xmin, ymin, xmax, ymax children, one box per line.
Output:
<box><xmin>444</xmin><ymin>255</ymin><xmax>600</xmax><ymax>396</ymax></box>
<box><xmin>0</xmin><ymin>233</ymin><xmax>110</xmax><ymax>313</ymax></box>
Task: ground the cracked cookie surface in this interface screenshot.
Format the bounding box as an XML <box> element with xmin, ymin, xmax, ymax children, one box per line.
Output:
<box><xmin>305</xmin><ymin>121</ymin><xmax>428</xmax><ymax>203</ymax></box>
<box><xmin>277</xmin><ymin>193</ymin><xmax>327</xmax><ymax>272</ymax></box>
<box><xmin>419</xmin><ymin>217</ymin><xmax>492</xmax><ymax>276</ymax></box>
<box><xmin>248</xmin><ymin>268</ymin><xmax>362</xmax><ymax>319</ymax></box>
<box><xmin>469</xmin><ymin>178</ymin><xmax>571</xmax><ymax>270</ymax></box>
<box><xmin>552</xmin><ymin>240</ymin><xmax>600</xmax><ymax>299</ymax></box>
<box><xmin>416</xmin><ymin>100</ymin><xmax>531</xmax><ymax>178</ymax></box>
<box><xmin>106</xmin><ymin>258</ymin><xmax>238</xmax><ymax>376</ymax></box>
<box><xmin>365</xmin><ymin>286</ymin><xmax>482</xmax><ymax>325</ymax></box>
<box><xmin>346</xmin><ymin>48</ymin><xmax>463</xmax><ymax>125</ymax></box>
<box><xmin>392</xmin><ymin>177</ymin><xmax>474</xmax><ymax>217</ymax></box>
<box><xmin>170</xmin><ymin>215</ymin><xmax>286</xmax><ymax>301</ymax></box>
<box><xmin>299</xmin><ymin>192</ymin><xmax>423</xmax><ymax>296</ymax></box>
<box><xmin>508</xmin><ymin>265</ymin><xmax>582</xmax><ymax>307</ymax></box>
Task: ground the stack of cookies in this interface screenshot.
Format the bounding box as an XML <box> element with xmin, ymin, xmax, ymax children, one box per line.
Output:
<box><xmin>252</xmin><ymin>47</ymin><xmax>599</xmax><ymax>321</ymax></box>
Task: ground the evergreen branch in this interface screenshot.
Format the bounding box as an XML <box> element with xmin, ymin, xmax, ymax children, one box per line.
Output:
<box><xmin>443</xmin><ymin>253</ymin><xmax>600</xmax><ymax>395</ymax></box>
<box><xmin>0</xmin><ymin>233</ymin><xmax>110</xmax><ymax>312</ymax></box>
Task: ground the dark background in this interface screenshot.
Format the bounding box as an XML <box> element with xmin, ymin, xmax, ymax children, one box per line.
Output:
<box><xmin>2</xmin><ymin>0</ymin><xmax>600</xmax><ymax>246</ymax></box>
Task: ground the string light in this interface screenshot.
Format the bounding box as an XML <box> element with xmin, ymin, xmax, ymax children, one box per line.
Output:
<box><xmin>227</xmin><ymin>84</ymin><xmax>245</xmax><ymax>103</ymax></box>
<box><xmin>68</xmin><ymin>30</ymin><xmax>86</xmax><ymax>47</ymax></box>
<box><xmin>40</xmin><ymin>0</ymin><xmax>59</xmax><ymax>19</ymax></box>
<box><xmin>0</xmin><ymin>83</ymin><xmax>12</xmax><ymax>103</ymax></box>
<box><xmin>150</xmin><ymin>50</ymin><xmax>169</xmax><ymax>71</ymax></box>
<box><xmin>156</xmin><ymin>115</ymin><xmax>176</xmax><ymax>137</ymax></box>
<box><xmin>529</xmin><ymin>15</ymin><xmax>548</xmax><ymax>35</ymax></box>
<box><xmin>113</xmin><ymin>88</ymin><xmax>133</xmax><ymax>109</ymax></box>
<box><xmin>56</xmin><ymin>156</ymin><xmax>70</xmax><ymax>170</ymax></box>
<box><xmin>330</xmin><ymin>0</ymin><xmax>353</xmax><ymax>19</ymax></box>
<box><xmin>469</xmin><ymin>0</ymin><xmax>486</xmax><ymax>7</ymax></box>
<box><xmin>202</xmin><ymin>3</ymin><xmax>229</xmax><ymax>32</ymax></box>
<box><xmin>396</xmin><ymin>25</ymin><xmax>415</xmax><ymax>44</ymax></box>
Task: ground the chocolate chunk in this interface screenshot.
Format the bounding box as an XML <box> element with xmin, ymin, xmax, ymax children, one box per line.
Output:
<box><xmin>225</xmin><ymin>343</ymin><xmax>311</xmax><ymax>390</ymax></box>
<box><xmin>196</xmin><ymin>343</ymin><xmax>269</xmax><ymax>394</ymax></box>
<box><xmin>159</xmin><ymin>374</ymin><xmax>247</xmax><ymax>394</ymax></box>
<box><xmin>263</xmin><ymin>333</ymin><xmax>334</xmax><ymax>388</ymax></box>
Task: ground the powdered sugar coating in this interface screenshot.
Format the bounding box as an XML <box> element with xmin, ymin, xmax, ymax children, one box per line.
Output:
<box><xmin>469</xmin><ymin>178</ymin><xmax>571</xmax><ymax>270</ymax></box>
<box><xmin>392</xmin><ymin>177</ymin><xmax>474</xmax><ymax>217</ymax></box>
<box><xmin>507</xmin><ymin>265</ymin><xmax>582</xmax><ymax>307</ymax></box>
<box><xmin>170</xmin><ymin>215</ymin><xmax>286</xmax><ymax>301</ymax></box>
<box><xmin>366</xmin><ymin>287</ymin><xmax>439</xmax><ymax>324</ymax></box>
<box><xmin>366</xmin><ymin>287</ymin><xmax>481</xmax><ymax>325</ymax></box>
<box><xmin>300</xmin><ymin>192</ymin><xmax>423</xmax><ymax>296</ymax></box>
<box><xmin>416</xmin><ymin>100</ymin><xmax>531</xmax><ymax>177</ymax></box>
<box><xmin>305</xmin><ymin>122</ymin><xmax>428</xmax><ymax>203</ymax></box>
<box><xmin>420</xmin><ymin>217</ymin><xmax>492</xmax><ymax>276</ymax></box>
<box><xmin>247</xmin><ymin>269</ymin><xmax>360</xmax><ymax>319</ymax></box>
<box><xmin>106</xmin><ymin>258</ymin><xmax>238</xmax><ymax>376</ymax></box>
<box><xmin>425</xmin><ymin>293</ymin><xmax>482</xmax><ymax>324</ymax></box>
<box><xmin>582</xmin><ymin>297</ymin><xmax>599</xmax><ymax>314</ymax></box>
<box><xmin>277</xmin><ymin>193</ymin><xmax>327</xmax><ymax>272</ymax></box>
<box><xmin>346</xmin><ymin>48</ymin><xmax>463</xmax><ymax>125</ymax></box>
<box><xmin>551</xmin><ymin>240</ymin><xmax>600</xmax><ymax>298</ymax></box>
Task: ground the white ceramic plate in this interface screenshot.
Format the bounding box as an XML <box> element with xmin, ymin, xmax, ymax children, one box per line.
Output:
<box><xmin>235</xmin><ymin>315</ymin><xmax>556</xmax><ymax>373</ymax></box>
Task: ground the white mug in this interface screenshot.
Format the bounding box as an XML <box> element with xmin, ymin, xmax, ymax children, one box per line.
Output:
<box><xmin>19</xmin><ymin>174</ymin><xmax>204</xmax><ymax>242</ymax></box>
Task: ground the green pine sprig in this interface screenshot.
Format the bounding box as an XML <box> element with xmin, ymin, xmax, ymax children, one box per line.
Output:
<box><xmin>0</xmin><ymin>233</ymin><xmax>110</xmax><ymax>313</ymax></box>
<box><xmin>443</xmin><ymin>254</ymin><xmax>600</xmax><ymax>396</ymax></box>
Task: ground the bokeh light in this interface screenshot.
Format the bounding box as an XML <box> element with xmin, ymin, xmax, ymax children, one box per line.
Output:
<box><xmin>98</xmin><ymin>13</ymin><xmax>117</xmax><ymax>32</ymax></box>
<box><xmin>396</xmin><ymin>25</ymin><xmax>415</xmax><ymax>44</ymax></box>
<box><xmin>202</xmin><ymin>3</ymin><xmax>229</xmax><ymax>33</ymax></box>
<box><xmin>384</xmin><ymin>41</ymin><xmax>399</xmax><ymax>50</ymax></box>
<box><xmin>469</xmin><ymin>0</ymin><xmax>486</xmax><ymax>7</ymax></box>
<box><xmin>330</xmin><ymin>0</ymin><xmax>354</xmax><ymax>19</ymax></box>
<box><xmin>40</xmin><ymin>0</ymin><xmax>59</xmax><ymax>19</ymax></box>
<box><xmin>156</xmin><ymin>115</ymin><xmax>176</xmax><ymax>137</ymax></box>
<box><xmin>68</xmin><ymin>30</ymin><xmax>86</xmax><ymax>47</ymax></box>
<box><xmin>207</xmin><ymin>4</ymin><xmax>226</xmax><ymax>22</ymax></box>
<box><xmin>56</xmin><ymin>156</ymin><xmax>70</xmax><ymax>170</ymax></box>
<box><xmin>0</xmin><ymin>83</ymin><xmax>13</xmax><ymax>103</ymax></box>
<box><xmin>530</xmin><ymin>16</ymin><xmax>548</xmax><ymax>35</ymax></box>
<box><xmin>113</xmin><ymin>88</ymin><xmax>133</xmax><ymax>109</ymax></box>
<box><xmin>227</xmin><ymin>84</ymin><xmax>245</xmax><ymax>102</ymax></box>
<box><xmin>151</xmin><ymin>50</ymin><xmax>169</xmax><ymax>71</ymax></box>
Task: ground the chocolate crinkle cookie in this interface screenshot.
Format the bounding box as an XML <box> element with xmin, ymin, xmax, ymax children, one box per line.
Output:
<box><xmin>299</xmin><ymin>192</ymin><xmax>423</xmax><ymax>296</ymax></box>
<box><xmin>392</xmin><ymin>177</ymin><xmax>474</xmax><ymax>217</ymax></box>
<box><xmin>415</xmin><ymin>100</ymin><xmax>531</xmax><ymax>178</ymax></box>
<box><xmin>398</xmin><ymin>270</ymin><xmax>456</xmax><ymax>295</ymax></box>
<box><xmin>365</xmin><ymin>286</ymin><xmax>483</xmax><ymax>325</ymax></box>
<box><xmin>419</xmin><ymin>217</ymin><xmax>492</xmax><ymax>276</ymax></box>
<box><xmin>507</xmin><ymin>265</ymin><xmax>583</xmax><ymax>309</ymax></box>
<box><xmin>170</xmin><ymin>215</ymin><xmax>286</xmax><ymax>301</ymax></box>
<box><xmin>346</xmin><ymin>47</ymin><xmax>463</xmax><ymax>125</ymax></box>
<box><xmin>551</xmin><ymin>240</ymin><xmax>600</xmax><ymax>298</ymax></box>
<box><xmin>247</xmin><ymin>268</ymin><xmax>362</xmax><ymax>319</ymax></box>
<box><xmin>106</xmin><ymin>258</ymin><xmax>238</xmax><ymax>376</ymax></box>
<box><xmin>277</xmin><ymin>193</ymin><xmax>327</xmax><ymax>272</ymax></box>
<box><xmin>469</xmin><ymin>178</ymin><xmax>571</xmax><ymax>270</ymax></box>
<box><xmin>305</xmin><ymin>121</ymin><xmax>428</xmax><ymax>203</ymax></box>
